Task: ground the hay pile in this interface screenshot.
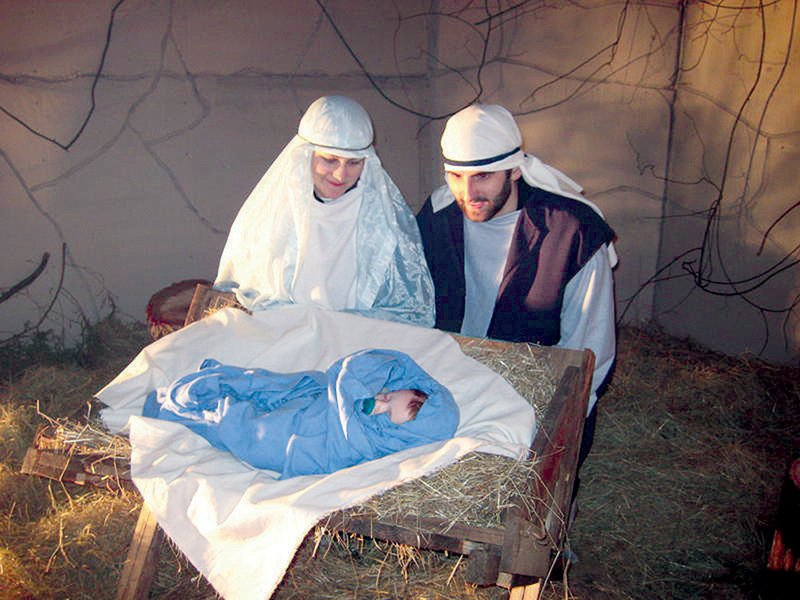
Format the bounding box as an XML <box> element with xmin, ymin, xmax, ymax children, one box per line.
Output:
<box><xmin>351</xmin><ymin>451</ymin><xmax>541</xmax><ymax>531</ymax></box>
<box><xmin>1</xmin><ymin>319</ymin><xmax>798</xmax><ymax>599</ymax></box>
<box><xmin>565</xmin><ymin>326</ymin><xmax>800</xmax><ymax>599</ymax></box>
<box><xmin>0</xmin><ymin>319</ymin><xmax>147</xmax><ymax>599</ymax></box>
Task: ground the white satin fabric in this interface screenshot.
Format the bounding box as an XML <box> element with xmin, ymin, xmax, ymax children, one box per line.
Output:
<box><xmin>215</xmin><ymin>96</ymin><xmax>434</xmax><ymax>326</ymax></box>
<box><xmin>291</xmin><ymin>187</ymin><xmax>360</xmax><ymax>308</ymax></box>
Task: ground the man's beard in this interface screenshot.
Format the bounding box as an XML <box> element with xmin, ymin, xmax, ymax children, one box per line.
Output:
<box><xmin>455</xmin><ymin>171</ymin><xmax>513</xmax><ymax>222</ymax></box>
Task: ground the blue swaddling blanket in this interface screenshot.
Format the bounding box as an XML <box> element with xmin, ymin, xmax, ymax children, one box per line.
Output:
<box><xmin>142</xmin><ymin>348</ymin><xmax>459</xmax><ymax>478</ymax></box>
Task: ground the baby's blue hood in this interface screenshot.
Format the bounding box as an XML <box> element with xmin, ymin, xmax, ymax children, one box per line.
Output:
<box><xmin>327</xmin><ymin>348</ymin><xmax>460</xmax><ymax>457</ymax></box>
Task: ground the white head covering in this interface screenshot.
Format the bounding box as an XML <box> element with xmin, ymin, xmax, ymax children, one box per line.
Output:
<box><xmin>441</xmin><ymin>104</ymin><xmax>526</xmax><ymax>173</ymax></box>
<box><xmin>297</xmin><ymin>95</ymin><xmax>373</xmax><ymax>157</ymax></box>
<box><xmin>435</xmin><ymin>103</ymin><xmax>617</xmax><ymax>266</ymax></box>
<box><xmin>215</xmin><ymin>95</ymin><xmax>435</xmax><ymax>324</ymax></box>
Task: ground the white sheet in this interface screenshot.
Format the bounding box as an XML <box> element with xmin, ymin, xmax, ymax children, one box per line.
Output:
<box><xmin>98</xmin><ymin>305</ymin><xmax>536</xmax><ymax>600</ymax></box>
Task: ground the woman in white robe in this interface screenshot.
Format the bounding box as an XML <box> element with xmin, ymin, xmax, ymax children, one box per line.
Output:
<box><xmin>215</xmin><ymin>95</ymin><xmax>434</xmax><ymax>327</ymax></box>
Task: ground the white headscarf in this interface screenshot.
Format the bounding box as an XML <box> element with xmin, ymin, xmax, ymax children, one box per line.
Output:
<box><xmin>215</xmin><ymin>96</ymin><xmax>435</xmax><ymax>325</ymax></box>
<box><xmin>297</xmin><ymin>95</ymin><xmax>373</xmax><ymax>156</ymax></box>
<box><xmin>434</xmin><ymin>103</ymin><xmax>616</xmax><ymax>266</ymax></box>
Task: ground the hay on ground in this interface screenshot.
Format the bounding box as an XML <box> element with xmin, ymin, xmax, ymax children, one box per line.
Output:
<box><xmin>3</xmin><ymin>319</ymin><xmax>799</xmax><ymax>599</ymax></box>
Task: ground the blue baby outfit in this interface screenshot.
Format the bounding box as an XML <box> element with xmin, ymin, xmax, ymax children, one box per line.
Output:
<box><xmin>143</xmin><ymin>349</ymin><xmax>459</xmax><ymax>478</ymax></box>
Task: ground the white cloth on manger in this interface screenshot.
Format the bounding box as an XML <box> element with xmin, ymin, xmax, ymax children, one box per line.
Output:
<box><xmin>97</xmin><ymin>305</ymin><xmax>536</xmax><ymax>600</ymax></box>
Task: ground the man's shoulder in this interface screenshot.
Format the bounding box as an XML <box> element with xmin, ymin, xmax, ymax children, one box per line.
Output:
<box><xmin>523</xmin><ymin>183</ymin><xmax>587</xmax><ymax>213</ymax></box>
<box><xmin>522</xmin><ymin>184</ymin><xmax>614</xmax><ymax>236</ymax></box>
<box><xmin>418</xmin><ymin>185</ymin><xmax>459</xmax><ymax>221</ymax></box>
<box><xmin>427</xmin><ymin>185</ymin><xmax>455</xmax><ymax>212</ymax></box>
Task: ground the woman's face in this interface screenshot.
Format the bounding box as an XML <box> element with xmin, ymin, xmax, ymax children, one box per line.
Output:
<box><xmin>311</xmin><ymin>151</ymin><xmax>365</xmax><ymax>199</ymax></box>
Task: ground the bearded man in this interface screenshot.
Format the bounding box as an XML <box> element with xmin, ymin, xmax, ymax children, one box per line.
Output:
<box><xmin>416</xmin><ymin>103</ymin><xmax>618</xmax><ymax>466</ymax></box>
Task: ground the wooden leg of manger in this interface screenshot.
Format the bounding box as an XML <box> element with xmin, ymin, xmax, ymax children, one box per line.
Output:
<box><xmin>115</xmin><ymin>503</ymin><xmax>163</xmax><ymax>600</ymax></box>
<box><xmin>499</xmin><ymin>572</ymin><xmax>542</xmax><ymax>600</ymax></box>
<box><xmin>509</xmin><ymin>582</ymin><xmax>542</xmax><ymax>600</ymax></box>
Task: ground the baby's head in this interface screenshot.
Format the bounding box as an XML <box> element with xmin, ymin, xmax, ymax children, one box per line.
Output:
<box><xmin>368</xmin><ymin>388</ymin><xmax>428</xmax><ymax>425</ymax></box>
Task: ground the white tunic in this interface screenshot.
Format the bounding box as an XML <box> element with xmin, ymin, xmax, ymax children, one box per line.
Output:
<box><xmin>461</xmin><ymin>210</ymin><xmax>519</xmax><ymax>337</ymax></box>
<box><xmin>292</xmin><ymin>189</ymin><xmax>361</xmax><ymax>309</ymax></box>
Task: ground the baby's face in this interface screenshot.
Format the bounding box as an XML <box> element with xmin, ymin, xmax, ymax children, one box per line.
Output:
<box><xmin>372</xmin><ymin>390</ymin><xmax>420</xmax><ymax>425</ymax></box>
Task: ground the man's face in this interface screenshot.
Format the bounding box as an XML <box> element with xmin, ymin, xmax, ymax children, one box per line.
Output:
<box><xmin>311</xmin><ymin>151</ymin><xmax>366</xmax><ymax>199</ymax></box>
<box><xmin>445</xmin><ymin>168</ymin><xmax>520</xmax><ymax>222</ymax></box>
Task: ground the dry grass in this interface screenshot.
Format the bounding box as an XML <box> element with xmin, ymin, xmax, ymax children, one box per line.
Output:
<box><xmin>0</xmin><ymin>319</ymin><xmax>147</xmax><ymax>600</ymax></box>
<box><xmin>1</xmin><ymin>319</ymin><xmax>798</xmax><ymax>599</ymax></box>
<box><xmin>352</xmin><ymin>451</ymin><xmax>541</xmax><ymax>531</ymax></box>
<box><xmin>563</xmin><ymin>327</ymin><xmax>800</xmax><ymax>600</ymax></box>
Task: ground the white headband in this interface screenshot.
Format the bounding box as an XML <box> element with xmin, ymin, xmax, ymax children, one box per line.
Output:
<box><xmin>441</xmin><ymin>104</ymin><xmax>524</xmax><ymax>172</ymax></box>
<box><xmin>440</xmin><ymin>103</ymin><xmax>582</xmax><ymax>195</ymax></box>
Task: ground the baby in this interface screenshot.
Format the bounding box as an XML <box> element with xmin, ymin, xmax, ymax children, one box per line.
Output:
<box><xmin>143</xmin><ymin>349</ymin><xmax>458</xmax><ymax>478</ymax></box>
<box><xmin>362</xmin><ymin>388</ymin><xmax>427</xmax><ymax>424</ymax></box>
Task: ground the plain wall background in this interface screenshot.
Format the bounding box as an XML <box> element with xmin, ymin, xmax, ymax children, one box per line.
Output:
<box><xmin>1</xmin><ymin>0</ymin><xmax>798</xmax><ymax>363</ymax></box>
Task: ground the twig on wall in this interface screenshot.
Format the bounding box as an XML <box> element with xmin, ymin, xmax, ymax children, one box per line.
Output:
<box><xmin>0</xmin><ymin>0</ymin><xmax>126</xmax><ymax>151</ymax></box>
<box><xmin>315</xmin><ymin>0</ymin><xmax>485</xmax><ymax>120</ymax></box>
<box><xmin>0</xmin><ymin>243</ymin><xmax>67</xmax><ymax>347</ymax></box>
<box><xmin>0</xmin><ymin>253</ymin><xmax>50</xmax><ymax>305</ymax></box>
<box><xmin>669</xmin><ymin>0</ymin><xmax>798</xmax><ymax>353</ymax></box>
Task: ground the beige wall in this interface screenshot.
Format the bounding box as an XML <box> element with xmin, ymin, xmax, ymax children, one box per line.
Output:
<box><xmin>654</xmin><ymin>2</ymin><xmax>800</xmax><ymax>360</ymax></box>
<box><xmin>1</xmin><ymin>1</ymin><xmax>798</xmax><ymax>362</ymax></box>
<box><xmin>0</xmin><ymin>0</ymin><xmax>430</xmax><ymax>341</ymax></box>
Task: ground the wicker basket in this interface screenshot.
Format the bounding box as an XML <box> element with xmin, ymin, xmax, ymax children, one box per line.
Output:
<box><xmin>145</xmin><ymin>278</ymin><xmax>212</xmax><ymax>341</ymax></box>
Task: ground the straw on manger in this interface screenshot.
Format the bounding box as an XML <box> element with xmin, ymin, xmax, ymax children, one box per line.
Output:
<box><xmin>323</xmin><ymin>338</ymin><xmax>562</xmax><ymax>537</ymax></box>
<box><xmin>27</xmin><ymin>337</ymin><xmax>566</xmax><ymax>598</ymax></box>
<box><xmin>346</xmin><ymin>450</ymin><xmax>549</xmax><ymax>531</ymax></box>
<box><xmin>33</xmin><ymin>407</ymin><xmax>131</xmax><ymax>460</ymax></box>
<box><xmin>457</xmin><ymin>336</ymin><xmax>556</xmax><ymax>418</ymax></box>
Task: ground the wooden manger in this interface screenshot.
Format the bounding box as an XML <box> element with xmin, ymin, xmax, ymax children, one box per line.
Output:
<box><xmin>323</xmin><ymin>338</ymin><xmax>592</xmax><ymax>599</ymax></box>
<box><xmin>21</xmin><ymin>283</ymin><xmax>593</xmax><ymax>600</ymax></box>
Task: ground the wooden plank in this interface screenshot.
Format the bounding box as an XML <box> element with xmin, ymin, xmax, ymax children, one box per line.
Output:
<box><xmin>182</xmin><ymin>284</ymin><xmax>247</xmax><ymax>327</ymax></box>
<box><xmin>115</xmin><ymin>504</ymin><xmax>164</xmax><ymax>600</ymax></box>
<box><xmin>509</xmin><ymin>581</ymin><xmax>542</xmax><ymax>600</ymax></box>
<box><xmin>182</xmin><ymin>282</ymin><xmax>214</xmax><ymax>326</ymax></box>
<box><xmin>537</xmin><ymin>345</ymin><xmax>589</xmax><ymax>383</ymax></box>
<box><xmin>464</xmin><ymin>544</ymin><xmax>502</xmax><ymax>585</ymax></box>
<box><xmin>21</xmin><ymin>447</ymin><xmax>131</xmax><ymax>492</ymax></box>
<box><xmin>499</xmin><ymin>353</ymin><xmax>592</xmax><ymax>577</ymax></box>
<box><xmin>326</xmin><ymin>514</ymin><xmax>508</xmax><ymax>586</ymax></box>
<box><xmin>325</xmin><ymin>512</ymin><xmax>505</xmax><ymax>552</ymax></box>
<box><xmin>499</xmin><ymin>510</ymin><xmax>553</xmax><ymax>578</ymax></box>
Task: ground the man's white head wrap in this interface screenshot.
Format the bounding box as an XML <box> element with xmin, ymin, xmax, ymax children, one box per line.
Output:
<box><xmin>435</xmin><ymin>103</ymin><xmax>616</xmax><ymax>265</ymax></box>
<box><xmin>441</xmin><ymin>104</ymin><xmax>527</xmax><ymax>173</ymax></box>
<box><xmin>215</xmin><ymin>95</ymin><xmax>434</xmax><ymax>324</ymax></box>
